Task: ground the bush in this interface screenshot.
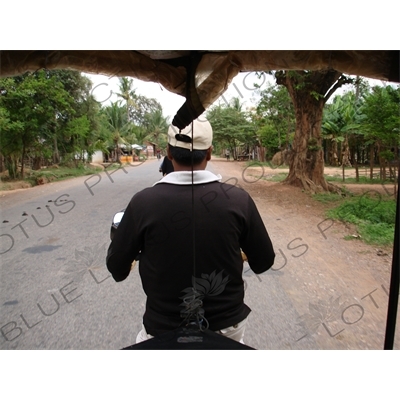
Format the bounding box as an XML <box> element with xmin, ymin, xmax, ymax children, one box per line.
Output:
<box><xmin>313</xmin><ymin>192</ymin><xmax>344</xmax><ymax>204</ymax></box>
<box><xmin>0</xmin><ymin>164</ymin><xmax>104</xmax><ymax>190</ymax></box>
<box><xmin>326</xmin><ymin>194</ymin><xmax>396</xmax><ymax>246</ymax></box>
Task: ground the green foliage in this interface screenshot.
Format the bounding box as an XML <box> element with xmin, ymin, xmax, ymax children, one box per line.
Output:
<box><xmin>325</xmin><ymin>175</ymin><xmax>392</xmax><ymax>184</ymax></box>
<box><xmin>98</xmin><ymin>90</ymin><xmax>169</xmax><ymax>160</ymax></box>
<box><xmin>0</xmin><ymin>70</ymin><xmax>104</xmax><ymax>176</ymax></box>
<box><xmin>99</xmin><ymin>101</ymin><xmax>133</xmax><ymax>161</ymax></box>
<box><xmin>321</xmin><ymin>82</ymin><xmax>400</xmax><ymax>172</ymax></box>
<box><xmin>262</xmin><ymin>172</ymin><xmax>288</xmax><ymax>182</ymax></box>
<box><xmin>312</xmin><ymin>192</ymin><xmax>345</xmax><ymax>204</ymax></box>
<box><xmin>0</xmin><ymin>71</ymin><xmax>75</xmax><ymax>177</ymax></box>
<box><xmin>104</xmin><ymin>101</ymin><xmax>128</xmax><ymax>134</ymax></box>
<box><xmin>255</xmin><ymin>83</ymin><xmax>295</xmax><ymax>154</ymax></box>
<box><xmin>115</xmin><ymin>77</ymin><xmax>164</xmax><ymax>125</ymax></box>
<box><xmin>322</xmin><ymin>91</ymin><xmax>364</xmax><ymax>145</ymax></box>
<box><xmin>356</xmin><ymin>222</ymin><xmax>395</xmax><ymax>246</ymax></box>
<box><xmin>326</xmin><ymin>195</ymin><xmax>396</xmax><ymax>246</ymax></box>
<box><xmin>307</xmin><ymin>137</ymin><xmax>321</xmax><ymax>151</ymax></box>
<box><xmin>358</xmin><ymin>85</ymin><xmax>400</xmax><ymax>149</ymax></box>
<box><xmin>143</xmin><ymin>109</ymin><xmax>169</xmax><ymax>147</ymax></box>
<box><xmin>131</xmin><ymin>95</ymin><xmax>163</xmax><ymax>125</ymax></box>
<box><xmin>0</xmin><ymin>164</ymin><xmax>103</xmax><ymax>189</ymax></box>
<box><xmin>0</xmin><ymin>71</ymin><xmax>173</xmax><ymax>180</ymax></box>
<box><xmin>310</xmin><ymin>90</ymin><xmax>324</xmax><ymax>101</ymax></box>
<box><xmin>207</xmin><ymin>97</ymin><xmax>256</xmax><ymax>156</ymax></box>
<box><xmin>51</xmin><ymin>70</ymin><xmax>103</xmax><ymax>162</ymax></box>
<box><xmin>256</xmin><ymin>123</ymin><xmax>281</xmax><ymax>155</ymax></box>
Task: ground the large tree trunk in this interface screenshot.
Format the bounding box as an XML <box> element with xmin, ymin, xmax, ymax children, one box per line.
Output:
<box><xmin>275</xmin><ymin>70</ymin><xmax>352</xmax><ymax>193</ymax></box>
<box><xmin>283</xmin><ymin>100</ymin><xmax>329</xmax><ymax>192</ymax></box>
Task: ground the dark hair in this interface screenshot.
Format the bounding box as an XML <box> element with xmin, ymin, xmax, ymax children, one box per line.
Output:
<box><xmin>168</xmin><ymin>145</ymin><xmax>208</xmax><ymax>166</ymax></box>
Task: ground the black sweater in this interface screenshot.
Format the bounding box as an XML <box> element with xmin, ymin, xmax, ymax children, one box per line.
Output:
<box><xmin>107</xmin><ymin>171</ymin><xmax>275</xmax><ymax>336</ymax></box>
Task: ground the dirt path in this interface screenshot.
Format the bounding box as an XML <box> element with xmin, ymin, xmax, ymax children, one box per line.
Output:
<box><xmin>209</xmin><ymin>158</ymin><xmax>398</xmax><ymax>349</ymax></box>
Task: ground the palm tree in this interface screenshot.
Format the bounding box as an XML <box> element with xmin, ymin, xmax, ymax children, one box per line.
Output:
<box><xmin>230</xmin><ymin>96</ymin><xmax>243</xmax><ymax>112</ymax></box>
<box><xmin>104</xmin><ymin>101</ymin><xmax>131</xmax><ymax>163</ymax></box>
<box><xmin>116</xmin><ymin>77</ymin><xmax>137</xmax><ymax>122</ymax></box>
<box><xmin>322</xmin><ymin>92</ymin><xmax>361</xmax><ymax>179</ymax></box>
<box><xmin>145</xmin><ymin>109</ymin><xmax>169</xmax><ymax>148</ymax></box>
<box><xmin>133</xmin><ymin>125</ymin><xmax>150</xmax><ymax>145</ymax></box>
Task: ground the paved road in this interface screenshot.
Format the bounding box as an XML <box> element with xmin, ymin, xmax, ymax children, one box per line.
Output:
<box><xmin>0</xmin><ymin>160</ymin><xmax>163</xmax><ymax>349</ymax></box>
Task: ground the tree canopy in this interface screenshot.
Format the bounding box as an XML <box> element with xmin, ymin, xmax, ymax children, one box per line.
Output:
<box><xmin>207</xmin><ymin>97</ymin><xmax>255</xmax><ymax>159</ymax></box>
<box><xmin>0</xmin><ymin>70</ymin><xmax>170</xmax><ymax>176</ymax></box>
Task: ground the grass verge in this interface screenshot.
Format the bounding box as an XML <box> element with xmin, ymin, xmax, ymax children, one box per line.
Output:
<box><xmin>314</xmin><ymin>192</ymin><xmax>396</xmax><ymax>246</ymax></box>
<box><xmin>325</xmin><ymin>175</ymin><xmax>395</xmax><ymax>185</ymax></box>
<box><xmin>0</xmin><ymin>164</ymin><xmax>104</xmax><ymax>191</ymax></box>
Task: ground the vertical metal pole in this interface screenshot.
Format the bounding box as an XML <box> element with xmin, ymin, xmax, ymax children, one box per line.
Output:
<box><xmin>384</xmin><ymin>175</ymin><xmax>399</xmax><ymax>349</ymax></box>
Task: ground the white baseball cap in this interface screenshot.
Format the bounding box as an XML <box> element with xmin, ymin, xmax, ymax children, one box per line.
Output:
<box><xmin>168</xmin><ymin>118</ymin><xmax>213</xmax><ymax>150</ymax></box>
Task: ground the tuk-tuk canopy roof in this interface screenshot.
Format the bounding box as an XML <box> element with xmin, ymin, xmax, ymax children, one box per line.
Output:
<box><xmin>1</xmin><ymin>50</ymin><xmax>398</xmax><ymax>129</ymax></box>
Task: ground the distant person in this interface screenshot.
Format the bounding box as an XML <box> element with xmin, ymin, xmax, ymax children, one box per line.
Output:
<box><xmin>159</xmin><ymin>156</ymin><xmax>174</xmax><ymax>176</ymax></box>
<box><xmin>225</xmin><ymin>150</ymin><xmax>230</xmax><ymax>161</ymax></box>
